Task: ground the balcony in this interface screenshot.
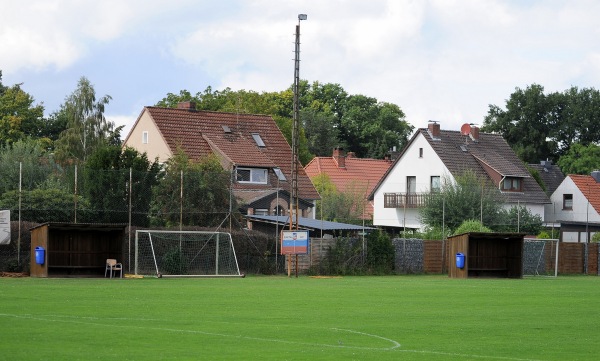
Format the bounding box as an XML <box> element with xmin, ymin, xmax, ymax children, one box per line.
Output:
<box><xmin>383</xmin><ymin>193</ymin><xmax>428</xmax><ymax>208</ymax></box>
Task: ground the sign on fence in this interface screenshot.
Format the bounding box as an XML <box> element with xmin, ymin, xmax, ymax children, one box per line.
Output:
<box><xmin>0</xmin><ymin>210</ymin><xmax>10</xmax><ymax>245</ymax></box>
<box><xmin>280</xmin><ymin>230</ymin><xmax>309</xmax><ymax>255</ymax></box>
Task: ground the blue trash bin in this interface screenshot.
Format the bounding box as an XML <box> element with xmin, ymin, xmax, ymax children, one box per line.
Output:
<box><xmin>456</xmin><ymin>253</ymin><xmax>465</xmax><ymax>269</ymax></box>
<box><xmin>35</xmin><ymin>246</ymin><xmax>45</xmax><ymax>265</ymax></box>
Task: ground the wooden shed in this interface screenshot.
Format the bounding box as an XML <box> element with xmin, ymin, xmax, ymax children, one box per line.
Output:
<box><xmin>30</xmin><ymin>223</ymin><xmax>127</xmax><ymax>278</ymax></box>
<box><xmin>448</xmin><ymin>232</ymin><xmax>525</xmax><ymax>279</ymax></box>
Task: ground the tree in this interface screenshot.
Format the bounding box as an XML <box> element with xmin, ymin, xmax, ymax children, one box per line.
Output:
<box><xmin>557</xmin><ymin>143</ymin><xmax>600</xmax><ymax>175</ymax></box>
<box><xmin>54</xmin><ymin>77</ymin><xmax>114</xmax><ymax>164</ymax></box>
<box><xmin>150</xmin><ymin>149</ymin><xmax>232</xmax><ymax>227</ymax></box>
<box><xmin>0</xmin><ymin>76</ymin><xmax>45</xmax><ymax>147</ymax></box>
<box><xmin>482</xmin><ymin>84</ymin><xmax>556</xmax><ymax>163</ymax></box>
<box><xmin>81</xmin><ymin>145</ymin><xmax>161</xmax><ymax>226</ymax></box>
<box><xmin>301</xmin><ymin>108</ymin><xmax>338</xmax><ymax>156</ymax></box>
<box><xmin>339</xmin><ymin>95</ymin><xmax>412</xmax><ymax>158</ymax></box>
<box><xmin>483</xmin><ymin>84</ymin><xmax>600</xmax><ymax>163</ymax></box>
<box><xmin>311</xmin><ymin>173</ymin><xmax>366</xmax><ymax>223</ymax></box>
<box><xmin>0</xmin><ymin>138</ymin><xmax>56</xmax><ymax>194</ymax></box>
<box><xmin>494</xmin><ymin>205</ymin><xmax>542</xmax><ymax>235</ymax></box>
<box><xmin>420</xmin><ymin>171</ymin><xmax>503</xmax><ymax>233</ymax></box>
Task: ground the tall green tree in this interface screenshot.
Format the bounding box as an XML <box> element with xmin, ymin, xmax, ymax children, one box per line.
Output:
<box><xmin>0</xmin><ymin>138</ymin><xmax>56</xmax><ymax>193</ymax></box>
<box><xmin>483</xmin><ymin>84</ymin><xmax>600</xmax><ymax>163</ymax></box>
<box><xmin>420</xmin><ymin>171</ymin><xmax>503</xmax><ymax>232</ymax></box>
<box><xmin>301</xmin><ymin>108</ymin><xmax>339</xmax><ymax>156</ymax></box>
<box><xmin>0</xmin><ymin>74</ymin><xmax>45</xmax><ymax>146</ymax></box>
<box><xmin>557</xmin><ymin>143</ymin><xmax>600</xmax><ymax>175</ymax></box>
<box><xmin>150</xmin><ymin>149</ymin><xmax>232</xmax><ymax>227</ymax></box>
<box><xmin>54</xmin><ymin>77</ymin><xmax>114</xmax><ymax>164</ymax></box>
<box><xmin>82</xmin><ymin>145</ymin><xmax>161</xmax><ymax>225</ymax></box>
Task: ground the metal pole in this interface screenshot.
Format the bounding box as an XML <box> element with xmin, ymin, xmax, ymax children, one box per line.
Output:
<box><xmin>128</xmin><ymin>167</ymin><xmax>132</xmax><ymax>272</ymax></box>
<box><xmin>17</xmin><ymin>162</ymin><xmax>22</xmax><ymax>265</ymax></box>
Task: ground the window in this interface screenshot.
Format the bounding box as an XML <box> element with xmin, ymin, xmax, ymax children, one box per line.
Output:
<box><xmin>501</xmin><ymin>177</ymin><xmax>522</xmax><ymax>192</ymax></box>
<box><xmin>431</xmin><ymin>176</ymin><xmax>440</xmax><ymax>192</ymax></box>
<box><xmin>407</xmin><ymin>176</ymin><xmax>416</xmax><ymax>194</ymax></box>
<box><xmin>254</xmin><ymin>209</ymin><xmax>269</xmax><ymax>216</ymax></box>
<box><xmin>142</xmin><ymin>131</ymin><xmax>148</xmax><ymax>144</ymax></box>
<box><xmin>251</xmin><ymin>133</ymin><xmax>265</xmax><ymax>147</ymax></box>
<box><xmin>419</xmin><ymin>148</ymin><xmax>423</xmax><ymax>158</ymax></box>
<box><xmin>563</xmin><ymin>194</ymin><xmax>573</xmax><ymax>210</ymax></box>
<box><xmin>236</xmin><ymin>167</ymin><xmax>268</xmax><ymax>184</ymax></box>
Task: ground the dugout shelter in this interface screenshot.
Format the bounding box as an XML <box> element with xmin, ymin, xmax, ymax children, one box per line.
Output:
<box><xmin>30</xmin><ymin>223</ymin><xmax>127</xmax><ymax>278</ymax></box>
<box><xmin>448</xmin><ymin>232</ymin><xmax>525</xmax><ymax>279</ymax></box>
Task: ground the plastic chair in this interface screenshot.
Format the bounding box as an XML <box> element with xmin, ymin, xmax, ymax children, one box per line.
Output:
<box><xmin>105</xmin><ymin>259</ymin><xmax>123</xmax><ymax>278</ymax></box>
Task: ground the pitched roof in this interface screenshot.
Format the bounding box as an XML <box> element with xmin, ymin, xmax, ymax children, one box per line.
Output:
<box><xmin>570</xmin><ymin>175</ymin><xmax>600</xmax><ymax>215</ymax></box>
<box><xmin>142</xmin><ymin>106</ymin><xmax>319</xmax><ymax>200</ymax></box>
<box><xmin>370</xmin><ymin>128</ymin><xmax>549</xmax><ymax>205</ymax></box>
<box><xmin>528</xmin><ymin>162</ymin><xmax>565</xmax><ymax>196</ymax></box>
<box><xmin>305</xmin><ymin>153</ymin><xmax>392</xmax><ymax>218</ymax></box>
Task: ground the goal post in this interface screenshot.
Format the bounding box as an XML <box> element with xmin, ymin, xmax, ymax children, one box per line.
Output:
<box><xmin>135</xmin><ymin>230</ymin><xmax>242</xmax><ymax>277</ymax></box>
<box><xmin>523</xmin><ymin>238</ymin><xmax>559</xmax><ymax>277</ymax></box>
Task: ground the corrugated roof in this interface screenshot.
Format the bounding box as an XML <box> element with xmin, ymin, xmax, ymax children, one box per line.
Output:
<box><xmin>245</xmin><ymin>215</ymin><xmax>375</xmax><ymax>231</ymax></box>
<box><xmin>144</xmin><ymin>106</ymin><xmax>319</xmax><ymax>201</ymax></box>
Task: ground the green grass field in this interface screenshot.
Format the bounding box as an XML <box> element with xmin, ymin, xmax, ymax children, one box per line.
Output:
<box><xmin>1</xmin><ymin>275</ymin><xmax>599</xmax><ymax>360</ymax></box>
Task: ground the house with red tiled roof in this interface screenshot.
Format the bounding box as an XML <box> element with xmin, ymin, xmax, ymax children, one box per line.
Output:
<box><xmin>545</xmin><ymin>173</ymin><xmax>600</xmax><ymax>242</ymax></box>
<box><xmin>304</xmin><ymin>148</ymin><xmax>392</xmax><ymax>220</ymax></box>
<box><xmin>123</xmin><ymin>102</ymin><xmax>320</xmax><ymax>219</ymax></box>
<box><xmin>369</xmin><ymin>122</ymin><xmax>550</xmax><ymax>231</ymax></box>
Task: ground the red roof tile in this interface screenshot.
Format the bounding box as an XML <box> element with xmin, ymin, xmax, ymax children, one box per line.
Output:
<box><xmin>570</xmin><ymin>175</ymin><xmax>600</xmax><ymax>214</ymax></box>
<box><xmin>145</xmin><ymin>106</ymin><xmax>319</xmax><ymax>201</ymax></box>
<box><xmin>305</xmin><ymin>154</ymin><xmax>392</xmax><ymax>218</ymax></box>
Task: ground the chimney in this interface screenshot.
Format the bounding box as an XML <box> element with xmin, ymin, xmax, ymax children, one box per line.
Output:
<box><xmin>177</xmin><ymin>101</ymin><xmax>196</xmax><ymax>110</ymax></box>
<box><xmin>469</xmin><ymin>125</ymin><xmax>480</xmax><ymax>142</ymax></box>
<box><xmin>592</xmin><ymin>170</ymin><xmax>600</xmax><ymax>183</ymax></box>
<box><xmin>346</xmin><ymin>152</ymin><xmax>356</xmax><ymax>159</ymax></box>
<box><xmin>332</xmin><ymin>147</ymin><xmax>346</xmax><ymax>168</ymax></box>
<box><xmin>428</xmin><ymin>122</ymin><xmax>440</xmax><ymax>139</ymax></box>
<box><xmin>541</xmin><ymin>160</ymin><xmax>553</xmax><ymax>171</ymax></box>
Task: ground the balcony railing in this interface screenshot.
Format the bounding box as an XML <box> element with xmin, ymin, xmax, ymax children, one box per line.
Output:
<box><xmin>383</xmin><ymin>192</ymin><xmax>428</xmax><ymax>208</ymax></box>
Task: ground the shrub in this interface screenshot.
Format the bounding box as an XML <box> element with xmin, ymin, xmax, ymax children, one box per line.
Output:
<box><xmin>452</xmin><ymin>219</ymin><xmax>492</xmax><ymax>235</ymax></box>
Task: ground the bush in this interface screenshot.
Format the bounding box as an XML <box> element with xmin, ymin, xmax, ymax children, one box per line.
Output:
<box><xmin>592</xmin><ymin>233</ymin><xmax>600</xmax><ymax>243</ymax></box>
<box><xmin>453</xmin><ymin>219</ymin><xmax>492</xmax><ymax>235</ymax></box>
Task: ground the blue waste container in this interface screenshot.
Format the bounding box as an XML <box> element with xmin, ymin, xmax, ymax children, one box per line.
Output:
<box><xmin>456</xmin><ymin>253</ymin><xmax>465</xmax><ymax>269</ymax></box>
<box><xmin>35</xmin><ymin>246</ymin><xmax>45</xmax><ymax>265</ymax></box>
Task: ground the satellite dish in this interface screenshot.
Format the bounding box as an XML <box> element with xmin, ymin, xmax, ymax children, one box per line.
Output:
<box><xmin>460</xmin><ymin>123</ymin><xmax>471</xmax><ymax>136</ymax></box>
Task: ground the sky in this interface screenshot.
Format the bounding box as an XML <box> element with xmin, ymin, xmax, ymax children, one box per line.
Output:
<box><xmin>2</xmin><ymin>0</ymin><xmax>600</xmax><ymax>139</ymax></box>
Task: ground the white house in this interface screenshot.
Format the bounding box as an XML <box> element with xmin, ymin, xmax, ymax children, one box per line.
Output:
<box><xmin>545</xmin><ymin>173</ymin><xmax>600</xmax><ymax>242</ymax></box>
<box><xmin>369</xmin><ymin>122</ymin><xmax>550</xmax><ymax>231</ymax></box>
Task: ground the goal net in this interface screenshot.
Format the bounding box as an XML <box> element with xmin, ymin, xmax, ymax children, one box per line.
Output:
<box><xmin>135</xmin><ymin>230</ymin><xmax>242</xmax><ymax>277</ymax></box>
<box><xmin>523</xmin><ymin>238</ymin><xmax>559</xmax><ymax>277</ymax></box>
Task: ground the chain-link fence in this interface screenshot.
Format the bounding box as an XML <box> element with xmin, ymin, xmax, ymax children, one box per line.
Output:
<box><xmin>0</xmin><ymin>164</ymin><xmax>284</xmax><ymax>274</ymax></box>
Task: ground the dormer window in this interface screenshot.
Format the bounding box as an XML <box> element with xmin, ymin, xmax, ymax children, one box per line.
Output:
<box><xmin>501</xmin><ymin>177</ymin><xmax>523</xmax><ymax>192</ymax></box>
<box><xmin>236</xmin><ymin>167</ymin><xmax>267</xmax><ymax>184</ymax></box>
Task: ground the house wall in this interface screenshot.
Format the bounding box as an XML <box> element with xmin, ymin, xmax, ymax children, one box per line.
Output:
<box><xmin>546</xmin><ymin>177</ymin><xmax>600</xmax><ymax>227</ymax></box>
<box><xmin>124</xmin><ymin>110</ymin><xmax>172</xmax><ymax>162</ymax></box>
<box><xmin>372</xmin><ymin>133</ymin><xmax>451</xmax><ymax>230</ymax></box>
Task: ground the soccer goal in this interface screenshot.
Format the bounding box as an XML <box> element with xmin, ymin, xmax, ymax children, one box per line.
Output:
<box><xmin>135</xmin><ymin>230</ymin><xmax>242</xmax><ymax>277</ymax></box>
<box><xmin>523</xmin><ymin>238</ymin><xmax>559</xmax><ymax>277</ymax></box>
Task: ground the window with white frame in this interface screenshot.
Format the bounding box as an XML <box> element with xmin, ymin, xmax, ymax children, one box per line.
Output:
<box><xmin>501</xmin><ymin>177</ymin><xmax>522</xmax><ymax>192</ymax></box>
<box><xmin>236</xmin><ymin>167</ymin><xmax>268</xmax><ymax>184</ymax></box>
<box><xmin>142</xmin><ymin>131</ymin><xmax>148</xmax><ymax>144</ymax></box>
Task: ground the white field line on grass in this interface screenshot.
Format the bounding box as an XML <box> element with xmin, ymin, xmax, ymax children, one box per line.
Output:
<box><xmin>1</xmin><ymin>313</ymin><xmax>545</xmax><ymax>361</ymax></box>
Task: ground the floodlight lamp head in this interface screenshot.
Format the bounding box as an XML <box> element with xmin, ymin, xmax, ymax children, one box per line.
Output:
<box><xmin>298</xmin><ymin>14</ymin><xmax>307</xmax><ymax>20</ymax></box>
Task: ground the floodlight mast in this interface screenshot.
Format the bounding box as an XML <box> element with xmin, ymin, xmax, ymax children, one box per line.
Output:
<box><xmin>290</xmin><ymin>14</ymin><xmax>307</xmax><ymax>232</ymax></box>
